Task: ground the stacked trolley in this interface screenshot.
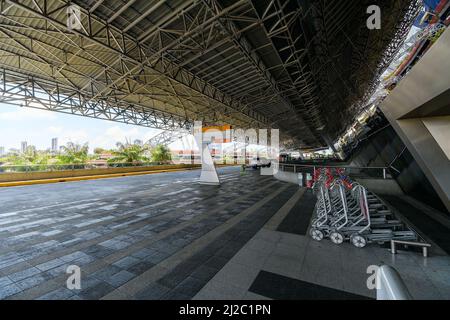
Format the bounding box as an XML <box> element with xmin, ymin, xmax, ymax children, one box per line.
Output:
<box><xmin>309</xmin><ymin>168</ymin><xmax>417</xmax><ymax>248</ymax></box>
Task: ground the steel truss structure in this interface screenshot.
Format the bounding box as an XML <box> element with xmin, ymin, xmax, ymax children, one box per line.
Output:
<box><xmin>0</xmin><ymin>0</ymin><xmax>422</xmax><ymax>149</ymax></box>
<box><xmin>146</xmin><ymin>129</ymin><xmax>190</xmax><ymax>148</ymax></box>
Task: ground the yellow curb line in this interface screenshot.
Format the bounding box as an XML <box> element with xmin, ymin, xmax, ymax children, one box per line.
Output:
<box><xmin>0</xmin><ymin>167</ymin><xmax>201</xmax><ymax>188</ymax></box>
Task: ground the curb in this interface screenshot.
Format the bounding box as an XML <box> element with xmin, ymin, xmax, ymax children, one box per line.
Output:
<box><xmin>0</xmin><ymin>167</ymin><xmax>200</xmax><ymax>188</ymax></box>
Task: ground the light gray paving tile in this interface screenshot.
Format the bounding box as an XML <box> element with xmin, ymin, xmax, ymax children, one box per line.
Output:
<box><xmin>242</xmin><ymin>291</ymin><xmax>272</xmax><ymax>300</ymax></box>
<box><xmin>194</xmin><ymin>279</ymin><xmax>246</xmax><ymax>300</ymax></box>
<box><xmin>35</xmin><ymin>258</ymin><xmax>67</xmax><ymax>271</ymax></box>
<box><xmin>0</xmin><ymin>276</ymin><xmax>13</xmax><ymax>287</ymax></box>
<box><xmin>16</xmin><ymin>274</ymin><xmax>48</xmax><ymax>291</ymax></box>
<box><xmin>0</xmin><ymin>283</ymin><xmax>22</xmax><ymax>299</ymax></box>
<box><xmin>212</xmin><ymin>262</ymin><xmax>260</xmax><ymax>290</ymax></box>
<box><xmin>8</xmin><ymin>267</ymin><xmax>41</xmax><ymax>282</ymax></box>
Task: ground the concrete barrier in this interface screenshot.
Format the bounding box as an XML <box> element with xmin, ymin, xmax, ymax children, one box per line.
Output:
<box><xmin>355</xmin><ymin>178</ymin><xmax>404</xmax><ymax>196</ymax></box>
<box><xmin>274</xmin><ymin>170</ymin><xmax>303</xmax><ymax>185</ymax></box>
<box><xmin>0</xmin><ymin>164</ymin><xmax>201</xmax><ymax>183</ymax></box>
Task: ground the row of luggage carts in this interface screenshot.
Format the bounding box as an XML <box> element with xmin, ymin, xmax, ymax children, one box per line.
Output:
<box><xmin>309</xmin><ymin>168</ymin><xmax>417</xmax><ymax>248</ymax></box>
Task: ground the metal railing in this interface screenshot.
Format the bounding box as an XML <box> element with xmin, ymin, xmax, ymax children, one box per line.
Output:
<box><xmin>391</xmin><ymin>240</ymin><xmax>431</xmax><ymax>258</ymax></box>
<box><xmin>276</xmin><ymin>163</ymin><xmax>391</xmax><ymax>180</ymax></box>
<box><xmin>0</xmin><ymin>162</ymin><xmax>170</xmax><ymax>173</ymax></box>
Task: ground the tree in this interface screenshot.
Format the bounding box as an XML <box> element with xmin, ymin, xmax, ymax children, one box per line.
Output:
<box><xmin>58</xmin><ymin>142</ymin><xmax>89</xmax><ymax>164</ymax></box>
<box><xmin>108</xmin><ymin>141</ymin><xmax>149</xmax><ymax>164</ymax></box>
<box><xmin>93</xmin><ymin>147</ymin><xmax>106</xmax><ymax>155</ymax></box>
<box><xmin>150</xmin><ymin>145</ymin><xmax>172</xmax><ymax>163</ymax></box>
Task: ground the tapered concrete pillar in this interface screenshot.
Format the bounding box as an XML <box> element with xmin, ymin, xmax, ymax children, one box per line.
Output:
<box><xmin>380</xmin><ymin>28</ymin><xmax>450</xmax><ymax>212</ymax></box>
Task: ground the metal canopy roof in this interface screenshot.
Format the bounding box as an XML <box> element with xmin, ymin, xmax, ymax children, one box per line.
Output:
<box><xmin>0</xmin><ymin>0</ymin><xmax>421</xmax><ymax>149</ymax></box>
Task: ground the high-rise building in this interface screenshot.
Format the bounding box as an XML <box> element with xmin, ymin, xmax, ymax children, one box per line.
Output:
<box><xmin>51</xmin><ymin>138</ymin><xmax>58</xmax><ymax>153</ymax></box>
<box><xmin>21</xmin><ymin>141</ymin><xmax>27</xmax><ymax>153</ymax></box>
<box><xmin>0</xmin><ymin>146</ymin><xmax>5</xmax><ymax>156</ymax></box>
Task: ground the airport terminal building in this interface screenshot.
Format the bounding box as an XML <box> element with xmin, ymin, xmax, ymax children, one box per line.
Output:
<box><xmin>0</xmin><ymin>0</ymin><xmax>449</xmax><ymax>303</ymax></box>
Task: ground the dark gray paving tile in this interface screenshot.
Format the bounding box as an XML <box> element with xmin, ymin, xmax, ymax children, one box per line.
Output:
<box><xmin>143</xmin><ymin>251</ymin><xmax>169</xmax><ymax>264</ymax></box>
<box><xmin>204</xmin><ymin>256</ymin><xmax>229</xmax><ymax>270</ymax></box>
<box><xmin>127</xmin><ymin>261</ymin><xmax>155</xmax><ymax>275</ymax></box>
<box><xmin>91</xmin><ymin>265</ymin><xmax>122</xmax><ymax>281</ymax></box>
<box><xmin>131</xmin><ymin>248</ymin><xmax>153</xmax><ymax>259</ymax></box>
<box><xmin>160</xmin><ymin>290</ymin><xmax>191</xmax><ymax>300</ymax></box>
<box><xmin>135</xmin><ymin>282</ymin><xmax>171</xmax><ymax>300</ymax></box>
<box><xmin>113</xmin><ymin>256</ymin><xmax>140</xmax><ymax>269</ymax></box>
<box><xmin>78</xmin><ymin>281</ymin><xmax>115</xmax><ymax>300</ymax></box>
<box><xmin>37</xmin><ymin>287</ymin><xmax>76</xmax><ymax>300</ymax></box>
<box><xmin>105</xmin><ymin>270</ymin><xmax>135</xmax><ymax>288</ymax></box>
<box><xmin>249</xmin><ymin>271</ymin><xmax>371</xmax><ymax>300</ymax></box>
<box><xmin>172</xmin><ymin>276</ymin><xmax>205</xmax><ymax>297</ymax></box>
<box><xmin>190</xmin><ymin>265</ymin><xmax>219</xmax><ymax>282</ymax></box>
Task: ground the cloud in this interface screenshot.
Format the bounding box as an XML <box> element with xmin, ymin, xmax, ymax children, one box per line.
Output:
<box><xmin>0</xmin><ymin>107</ymin><xmax>57</xmax><ymax>121</ymax></box>
<box><xmin>47</xmin><ymin>126</ymin><xmax>63</xmax><ymax>134</ymax></box>
<box><xmin>59</xmin><ymin>129</ymin><xmax>89</xmax><ymax>146</ymax></box>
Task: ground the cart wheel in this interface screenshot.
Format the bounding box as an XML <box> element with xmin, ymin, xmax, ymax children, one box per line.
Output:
<box><xmin>310</xmin><ymin>229</ymin><xmax>324</xmax><ymax>242</ymax></box>
<box><xmin>330</xmin><ymin>231</ymin><xmax>344</xmax><ymax>245</ymax></box>
<box><xmin>351</xmin><ymin>234</ymin><xmax>367</xmax><ymax>248</ymax></box>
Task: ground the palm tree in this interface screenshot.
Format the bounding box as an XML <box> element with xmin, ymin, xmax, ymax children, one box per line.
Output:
<box><xmin>150</xmin><ymin>145</ymin><xmax>172</xmax><ymax>163</ymax></box>
<box><xmin>58</xmin><ymin>142</ymin><xmax>89</xmax><ymax>164</ymax></box>
<box><xmin>109</xmin><ymin>141</ymin><xmax>149</xmax><ymax>164</ymax></box>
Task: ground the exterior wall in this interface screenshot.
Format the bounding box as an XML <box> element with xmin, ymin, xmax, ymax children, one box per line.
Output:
<box><xmin>381</xmin><ymin>28</ymin><xmax>450</xmax><ymax>212</ymax></box>
<box><xmin>350</xmin><ymin>126</ymin><xmax>448</xmax><ymax>214</ymax></box>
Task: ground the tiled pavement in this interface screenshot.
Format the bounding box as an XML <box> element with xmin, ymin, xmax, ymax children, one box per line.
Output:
<box><xmin>0</xmin><ymin>167</ymin><xmax>299</xmax><ymax>300</ymax></box>
<box><xmin>194</xmin><ymin>212</ymin><xmax>450</xmax><ymax>300</ymax></box>
<box><xmin>2</xmin><ymin>166</ymin><xmax>450</xmax><ymax>300</ymax></box>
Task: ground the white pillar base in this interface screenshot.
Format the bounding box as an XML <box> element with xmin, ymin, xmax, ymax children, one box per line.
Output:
<box><xmin>199</xmin><ymin>142</ymin><xmax>220</xmax><ymax>186</ymax></box>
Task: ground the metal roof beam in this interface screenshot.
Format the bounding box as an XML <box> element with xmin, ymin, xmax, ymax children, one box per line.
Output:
<box><xmin>108</xmin><ymin>0</ymin><xmax>137</xmax><ymax>24</ymax></box>
<box><xmin>89</xmin><ymin>0</ymin><xmax>105</xmax><ymax>13</ymax></box>
<box><xmin>123</xmin><ymin>0</ymin><xmax>166</xmax><ymax>33</ymax></box>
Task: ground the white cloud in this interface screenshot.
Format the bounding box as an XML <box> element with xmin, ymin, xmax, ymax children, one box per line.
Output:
<box><xmin>47</xmin><ymin>126</ymin><xmax>63</xmax><ymax>134</ymax></box>
<box><xmin>0</xmin><ymin>107</ymin><xmax>57</xmax><ymax>121</ymax></box>
<box><xmin>59</xmin><ymin>129</ymin><xmax>89</xmax><ymax>146</ymax></box>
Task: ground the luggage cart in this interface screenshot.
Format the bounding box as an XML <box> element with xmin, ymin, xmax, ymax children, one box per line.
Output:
<box><xmin>309</xmin><ymin>169</ymin><xmax>417</xmax><ymax>248</ymax></box>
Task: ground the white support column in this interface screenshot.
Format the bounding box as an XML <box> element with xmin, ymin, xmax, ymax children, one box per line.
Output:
<box><xmin>199</xmin><ymin>142</ymin><xmax>220</xmax><ymax>185</ymax></box>
<box><xmin>194</xmin><ymin>121</ymin><xmax>221</xmax><ymax>186</ymax></box>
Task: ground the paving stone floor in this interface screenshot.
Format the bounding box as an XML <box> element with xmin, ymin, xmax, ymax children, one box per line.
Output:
<box><xmin>2</xmin><ymin>166</ymin><xmax>449</xmax><ymax>300</ymax></box>
<box><xmin>0</xmin><ymin>167</ymin><xmax>297</xmax><ymax>299</ymax></box>
<box><xmin>194</xmin><ymin>209</ymin><xmax>450</xmax><ymax>300</ymax></box>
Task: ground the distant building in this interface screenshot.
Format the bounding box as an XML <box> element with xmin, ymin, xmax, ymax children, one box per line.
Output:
<box><xmin>88</xmin><ymin>153</ymin><xmax>114</xmax><ymax>168</ymax></box>
<box><xmin>0</xmin><ymin>146</ymin><xmax>5</xmax><ymax>156</ymax></box>
<box><xmin>51</xmin><ymin>138</ymin><xmax>58</xmax><ymax>153</ymax></box>
<box><xmin>21</xmin><ymin>141</ymin><xmax>27</xmax><ymax>153</ymax></box>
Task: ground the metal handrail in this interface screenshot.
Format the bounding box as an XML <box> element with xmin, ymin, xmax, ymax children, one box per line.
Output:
<box><xmin>0</xmin><ymin>162</ymin><xmax>177</xmax><ymax>173</ymax></box>
<box><xmin>277</xmin><ymin>163</ymin><xmax>390</xmax><ymax>179</ymax></box>
<box><xmin>391</xmin><ymin>240</ymin><xmax>431</xmax><ymax>258</ymax></box>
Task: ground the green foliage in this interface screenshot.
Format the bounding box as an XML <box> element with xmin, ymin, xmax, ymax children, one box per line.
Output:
<box><xmin>57</xmin><ymin>142</ymin><xmax>89</xmax><ymax>164</ymax></box>
<box><xmin>108</xmin><ymin>141</ymin><xmax>150</xmax><ymax>164</ymax></box>
<box><xmin>0</xmin><ymin>141</ymin><xmax>174</xmax><ymax>171</ymax></box>
<box><xmin>0</xmin><ymin>146</ymin><xmax>52</xmax><ymax>171</ymax></box>
<box><xmin>150</xmin><ymin>144</ymin><xmax>172</xmax><ymax>163</ymax></box>
<box><xmin>93</xmin><ymin>147</ymin><xmax>107</xmax><ymax>155</ymax></box>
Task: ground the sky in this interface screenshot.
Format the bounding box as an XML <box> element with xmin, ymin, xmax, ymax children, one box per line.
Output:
<box><xmin>0</xmin><ymin>102</ymin><xmax>274</xmax><ymax>156</ymax></box>
<box><xmin>0</xmin><ymin>103</ymin><xmax>165</xmax><ymax>152</ymax></box>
